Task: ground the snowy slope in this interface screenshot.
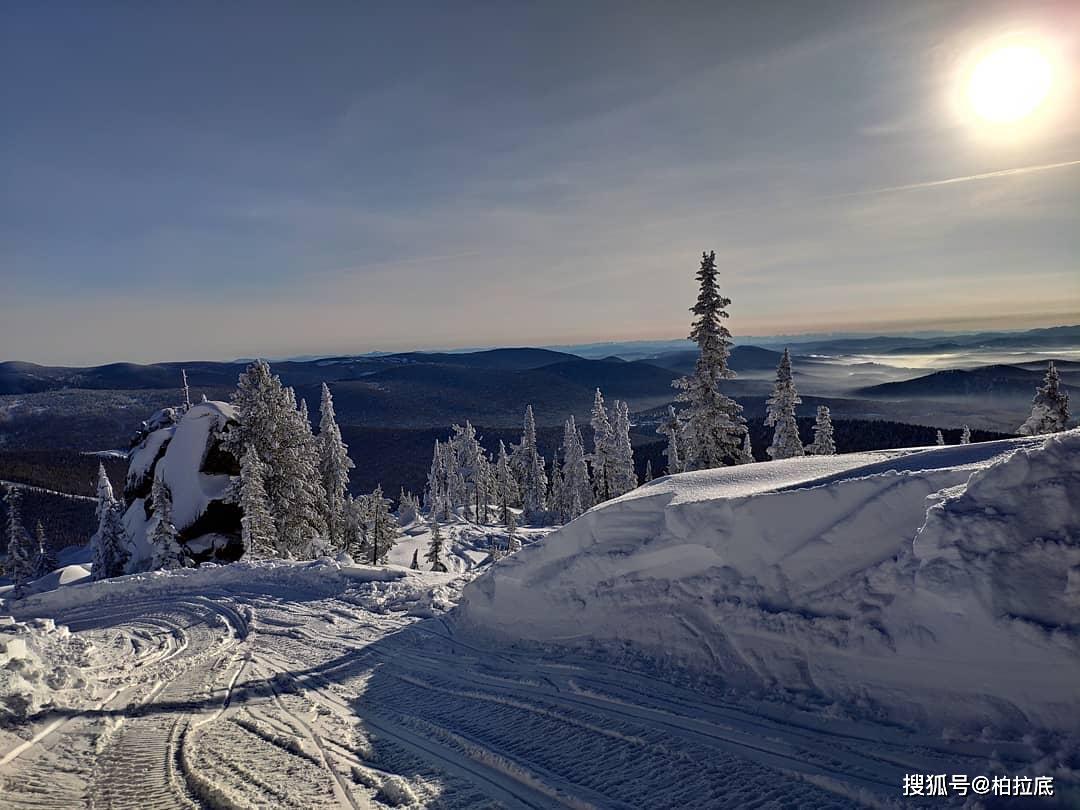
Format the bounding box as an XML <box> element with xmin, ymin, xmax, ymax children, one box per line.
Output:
<box><xmin>459</xmin><ymin>432</ymin><xmax>1080</xmax><ymax>736</ymax></box>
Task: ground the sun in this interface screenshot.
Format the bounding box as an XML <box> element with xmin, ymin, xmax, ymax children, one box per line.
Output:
<box><xmin>966</xmin><ymin>43</ymin><xmax>1054</xmax><ymax>124</ymax></box>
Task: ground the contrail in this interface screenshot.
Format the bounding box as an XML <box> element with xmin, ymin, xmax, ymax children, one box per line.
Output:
<box><xmin>858</xmin><ymin>158</ymin><xmax>1080</xmax><ymax>196</ymax></box>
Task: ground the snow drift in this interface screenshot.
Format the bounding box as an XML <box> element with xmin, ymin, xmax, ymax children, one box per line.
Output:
<box><xmin>458</xmin><ymin>432</ymin><xmax>1080</xmax><ymax>735</ymax></box>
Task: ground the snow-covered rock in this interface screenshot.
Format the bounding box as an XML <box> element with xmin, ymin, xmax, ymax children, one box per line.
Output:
<box><xmin>123</xmin><ymin>402</ymin><xmax>242</xmax><ymax>569</ymax></box>
<box><xmin>458</xmin><ymin>432</ymin><xmax>1080</xmax><ymax>736</ymax></box>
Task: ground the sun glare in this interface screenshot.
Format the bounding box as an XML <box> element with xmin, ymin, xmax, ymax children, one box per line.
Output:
<box><xmin>966</xmin><ymin>43</ymin><xmax>1053</xmax><ymax>124</ymax></box>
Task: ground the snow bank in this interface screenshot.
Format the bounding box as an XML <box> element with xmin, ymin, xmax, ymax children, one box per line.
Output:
<box><xmin>458</xmin><ymin>433</ymin><xmax>1080</xmax><ymax>736</ymax></box>
<box><xmin>0</xmin><ymin>617</ymin><xmax>87</xmax><ymax>724</ymax></box>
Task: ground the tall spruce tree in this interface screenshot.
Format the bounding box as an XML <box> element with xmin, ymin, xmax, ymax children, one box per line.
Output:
<box><xmin>91</xmin><ymin>464</ymin><xmax>129</xmax><ymax>580</ymax></box>
<box><xmin>4</xmin><ymin>487</ymin><xmax>34</xmax><ymax>599</ymax></box>
<box><xmin>1018</xmin><ymin>360</ymin><xmax>1071</xmax><ymax>435</ymax></box>
<box><xmin>317</xmin><ymin>383</ymin><xmax>355</xmax><ymax>550</ymax></box>
<box><xmin>494</xmin><ymin>441</ymin><xmax>518</xmax><ymax>525</ymax></box>
<box><xmin>657</xmin><ymin>405</ymin><xmax>684</xmax><ymax>474</ymax></box>
<box><xmin>33</xmin><ymin>521</ymin><xmax>58</xmax><ymax>580</ymax></box>
<box><xmin>960</xmin><ymin>425</ymin><xmax>972</xmax><ymax>445</ymax></box>
<box><xmin>361</xmin><ymin>486</ymin><xmax>397</xmax><ymax>565</ymax></box>
<box><xmin>516</xmin><ymin>405</ymin><xmax>548</xmax><ymax>523</ymax></box>
<box><xmin>426</xmin><ymin>519</ymin><xmax>448</xmax><ymax>572</ymax></box>
<box><xmin>607</xmin><ymin>401</ymin><xmax>638</xmax><ymax>497</ymax></box>
<box><xmin>673</xmin><ymin>251</ymin><xmax>748</xmax><ymax>469</ymax></box>
<box><xmin>506</xmin><ymin>512</ymin><xmax>521</xmax><ymax>553</ymax></box>
<box><xmin>559</xmin><ymin>416</ymin><xmax>593</xmax><ymax>521</ymax></box>
<box><xmin>239</xmin><ymin>444</ymin><xmax>275</xmax><ymax>556</ymax></box>
<box><xmin>150</xmin><ymin>476</ymin><xmax>186</xmax><ymax>570</ymax></box>
<box><xmin>589</xmin><ymin>389</ymin><xmax>613</xmax><ymax>501</ymax></box>
<box><xmin>765</xmin><ymin>348</ymin><xmax>804</xmax><ymax>460</ymax></box>
<box><xmin>805</xmin><ymin>405</ymin><xmax>836</xmax><ymax>455</ymax></box>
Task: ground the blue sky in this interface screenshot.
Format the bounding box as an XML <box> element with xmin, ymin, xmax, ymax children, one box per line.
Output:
<box><xmin>2</xmin><ymin>1</ymin><xmax>1078</xmax><ymax>364</ymax></box>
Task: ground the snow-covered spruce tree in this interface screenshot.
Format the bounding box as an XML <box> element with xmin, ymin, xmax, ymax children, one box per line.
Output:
<box><xmin>673</xmin><ymin>251</ymin><xmax>749</xmax><ymax>469</ymax></box>
<box><xmin>607</xmin><ymin>401</ymin><xmax>638</xmax><ymax>497</ymax></box>
<box><xmin>361</xmin><ymin>486</ymin><xmax>397</xmax><ymax>565</ymax></box>
<box><xmin>765</xmin><ymin>348</ymin><xmax>804</xmax><ymax>460</ymax></box>
<box><xmin>741</xmin><ymin>431</ymin><xmax>754</xmax><ymax>463</ymax></box>
<box><xmin>507</xmin><ymin>512</ymin><xmax>521</xmax><ymax>553</ymax></box>
<box><xmin>239</xmin><ymin>444</ymin><xmax>275</xmax><ymax>557</ymax></box>
<box><xmin>805</xmin><ymin>405</ymin><xmax>836</xmax><ymax>456</ymax></box>
<box><xmin>643</xmin><ymin>459</ymin><xmax>653</xmax><ymax>483</ymax></box>
<box><xmin>547</xmin><ymin>448</ymin><xmax>566</xmax><ymax>524</ymax></box>
<box><xmin>494</xmin><ymin>441</ymin><xmax>519</xmax><ymax>525</ymax></box>
<box><xmin>180</xmin><ymin>369</ymin><xmax>192</xmax><ymax>413</ymax></box>
<box><xmin>150</xmin><ymin>476</ymin><xmax>187</xmax><ymax>570</ymax></box>
<box><xmin>448</xmin><ymin>421</ymin><xmax>486</xmax><ymax>521</ymax></box>
<box><xmin>33</xmin><ymin>521</ymin><xmax>58</xmax><ymax>580</ymax></box>
<box><xmin>423</xmin><ymin>440</ymin><xmax>450</xmax><ymax>521</ymax></box>
<box><xmin>936</xmin><ymin>430</ymin><xmax>945</xmax><ymax>446</ymax></box>
<box><xmin>476</xmin><ymin>453</ymin><xmax>494</xmax><ymax>524</ymax></box>
<box><xmin>1018</xmin><ymin>360</ymin><xmax>1071</xmax><ymax>435</ymax></box>
<box><xmin>559</xmin><ymin>416</ymin><xmax>593</xmax><ymax>521</ymax></box>
<box><xmin>224</xmin><ymin>361</ymin><xmax>326</xmax><ymax>558</ymax></box>
<box><xmin>657</xmin><ymin>405</ymin><xmax>684</xmax><ymax>475</ymax></box>
<box><xmin>589</xmin><ymin>389</ymin><xmax>613</xmax><ymax>502</ymax></box>
<box><xmin>4</xmin><ymin>487</ymin><xmax>34</xmax><ymax>599</ymax></box>
<box><xmin>426</xmin><ymin>519</ymin><xmax>448</xmax><ymax>572</ymax></box>
<box><xmin>960</xmin><ymin>425</ymin><xmax>972</xmax><ymax>445</ymax></box>
<box><xmin>91</xmin><ymin>463</ymin><xmax>129</xmax><ymax>580</ymax></box>
<box><xmin>317</xmin><ymin>383</ymin><xmax>355</xmax><ymax>551</ymax></box>
<box><xmin>398</xmin><ymin>489</ymin><xmax>420</xmax><ymax>526</ymax></box>
<box><xmin>515</xmin><ymin>405</ymin><xmax>548</xmax><ymax>523</ymax></box>
<box><xmin>410</xmin><ymin>548</ymin><xmax>419</xmax><ymax>570</ymax></box>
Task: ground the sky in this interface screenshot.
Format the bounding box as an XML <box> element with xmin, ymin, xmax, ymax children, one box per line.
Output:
<box><xmin>2</xmin><ymin>0</ymin><xmax>1079</xmax><ymax>365</ymax></box>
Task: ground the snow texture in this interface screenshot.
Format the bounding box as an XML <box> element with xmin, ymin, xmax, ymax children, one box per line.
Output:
<box><xmin>459</xmin><ymin>432</ymin><xmax>1080</xmax><ymax>736</ymax></box>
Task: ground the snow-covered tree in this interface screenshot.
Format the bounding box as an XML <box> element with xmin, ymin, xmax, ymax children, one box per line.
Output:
<box><xmin>239</xmin><ymin>444</ymin><xmax>275</xmax><ymax>557</ymax></box>
<box><xmin>4</xmin><ymin>487</ymin><xmax>34</xmax><ymax>599</ymax></box>
<box><xmin>150</xmin><ymin>476</ymin><xmax>187</xmax><ymax>570</ymax></box>
<box><xmin>180</xmin><ymin>369</ymin><xmax>192</xmax><ymax>412</ymax></box>
<box><xmin>547</xmin><ymin>448</ymin><xmax>566</xmax><ymax>524</ymax></box>
<box><xmin>225</xmin><ymin>361</ymin><xmax>327</xmax><ymax>557</ymax></box>
<box><xmin>91</xmin><ymin>464</ymin><xmax>129</xmax><ymax>580</ymax></box>
<box><xmin>398</xmin><ymin>489</ymin><xmax>421</xmax><ymax>526</ymax></box>
<box><xmin>32</xmin><ymin>521</ymin><xmax>57</xmax><ymax>580</ymax></box>
<box><xmin>424</xmin><ymin>440</ymin><xmax>450</xmax><ymax>521</ymax></box>
<box><xmin>317</xmin><ymin>383</ymin><xmax>355</xmax><ymax>551</ymax></box>
<box><xmin>559</xmin><ymin>416</ymin><xmax>593</xmax><ymax>521</ymax></box>
<box><xmin>673</xmin><ymin>251</ymin><xmax>749</xmax><ymax>469</ymax></box>
<box><xmin>1018</xmin><ymin>361</ymin><xmax>1071</xmax><ymax>435</ymax></box>
<box><xmin>513</xmin><ymin>405</ymin><xmax>548</xmax><ymax>523</ymax></box>
<box><xmin>359</xmin><ymin>486</ymin><xmax>397</xmax><ymax>565</ymax></box>
<box><xmin>805</xmin><ymin>405</ymin><xmax>836</xmax><ymax>456</ymax></box>
<box><xmin>936</xmin><ymin>430</ymin><xmax>945</xmax><ymax>446</ymax></box>
<box><xmin>607</xmin><ymin>401</ymin><xmax>638</xmax><ymax>497</ymax></box>
<box><xmin>643</xmin><ymin>459</ymin><xmax>653</xmax><ymax>482</ymax></box>
<box><xmin>589</xmin><ymin>389</ymin><xmax>613</xmax><ymax>501</ymax></box>
<box><xmin>657</xmin><ymin>406</ymin><xmax>684</xmax><ymax>475</ymax></box>
<box><xmin>960</xmin><ymin>424</ymin><xmax>972</xmax><ymax>445</ymax></box>
<box><xmin>494</xmin><ymin>441</ymin><xmax>519</xmax><ymax>525</ymax></box>
<box><xmin>765</xmin><ymin>348</ymin><xmax>804</xmax><ymax>460</ymax></box>
<box><xmin>507</xmin><ymin>512</ymin><xmax>521</xmax><ymax>553</ymax></box>
<box><xmin>409</xmin><ymin>548</ymin><xmax>420</xmax><ymax>570</ymax></box>
<box><xmin>741</xmin><ymin>431</ymin><xmax>754</xmax><ymax>463</ymax></box>
<box><xmin>426</xmin><ymin>519</ymin><xmax>448</xmax><ymax>572</ymax></box>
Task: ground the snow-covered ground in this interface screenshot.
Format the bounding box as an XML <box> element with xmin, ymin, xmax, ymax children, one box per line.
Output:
<box><xmin>2</xmin><ymin>434</ymin><xmax>1078</xmax><ymax>807</ymax></box>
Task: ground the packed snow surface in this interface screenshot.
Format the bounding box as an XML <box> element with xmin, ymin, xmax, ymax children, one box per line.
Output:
<box><xmin>459</xmin><ymin>433</ymin><xmax>1080</xmax><ymax>736</ymax></box>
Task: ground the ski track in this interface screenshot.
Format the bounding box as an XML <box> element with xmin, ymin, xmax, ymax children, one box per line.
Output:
<box><xmin>0</xmin><ymin>574</ymin><xmax>1008</xmax><ymax>809</ymax></box>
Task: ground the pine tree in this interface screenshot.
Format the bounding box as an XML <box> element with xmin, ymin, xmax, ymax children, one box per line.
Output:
<box><xmin>32</xmin><ymin>521</ymin><xmax>58</xmax><ymax>580</ymax></box>
<box><xmin>548</xmin><ymin>448</ymin><xmax>566</xmax><ymax>524</ymax></box>
<box><xmin>91</xmin><ymin>464</ymin><xmax>129</xmax><ymax>580</ymax></box>
<box><xmin>150</xmin><ymin>476</ymin><xmax>186</xmax><ymax>570</ymax></box>
<box><xmin>424</xmin><ymin>441</ymin><xmax>449</xmax><ymax>520</ymax></box>
<box><xmin>589</xmin><ymin>389</ymin><xmax>613</xmax><ymax>501</ymax></box>
<box><xmin>606</xmin><ymin>401</ymin><xmax>638</xmax><ymax>497</ymax></box>
<box><xmin>657</xmin><ymin>405</ymin><xmax>684</xmax><ymax>474</ymax></box>
<box><xmin>643</xmin><ymin>459</ymin><xmax>653</xmax><ymax>482</ymax></box>
<box><xmin>1018</xmin><ymin>361</ymin><xmax>1071</xmax><ymax>435</ymax></box>
<box><xmin>317</xmin><ymin>383</ymin><xmax>355</xmax><ymax>550</ymax></box>
<box><xmin>960</xmin><ymin>424</ymin><xmax>972</xmax><ymax>444</ymax></box>
<box><xmin>741</xmin><ymin>431</ymin><xmax>754</xmax><ymax>463</ymax></box>
<box><xmin>494</xmin><ymin>441</ymin><xmax>519</xmax><ymax>525</ymax></box>
<box><xmin>361</xmin><ymin>486</ymin><xmax>397</xmax><ymax>565</ymax></box>
<box><xmin>280</xmin><ymin>387</ymin><xmax>329</xmax><ymax>556</ymax></box>
<box><xmin>805</xmin><ymin>405</ymin><xmax>836</xmax><ymax>456</ymax></box>
<box><xmin>239</xmin><ymin>444</ymin><xmax>275</xmax><ymax>557</ymax></box>
<box><xmin>936</xmin><ymin>430</ymin><xmax>945</xmax><ymax>446</ymax></box>
<box><xmin>765</xmin><ymin>348</ymin><xmax>804</xmax><ymax>460</ymax></box>
<box><xmin>673</xmin><ymin>251</ymin><xmax>749</xmax><ymax>469</ymax></box>
<box><xmin>4</xmin><ymin>487</ymin><xmax>34</xmax><ymax>599</ymax></box>
<box><xmin>409</xmin><ymin>548</ymin><xmax>420</xmax><ymax>570</ymax></box>
<box><xmin>426</xmin><ymin>519</ymin><xmax>448</xmax><ymax>572</ymax></box>
<box><xmin>515</xmin><ymin>405</ymin><xmax>548</xmax><ymax>523</ymax></box>
<box><xmin>507</xmin><ymin>512</ymin><xmax>521</xmax><ymax>553</ymax></box>
<box><xmin>559</xmin><ymin>416</ymin><xmax>593</xmax><ymax>520</ymax></box>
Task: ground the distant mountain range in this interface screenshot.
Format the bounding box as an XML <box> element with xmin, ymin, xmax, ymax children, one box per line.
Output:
<box><xmin>780</xmin><ymin>324</ymin><xmax>1080</xmax><ymax>356</ymax></box>
<box><xmin>855</xmin><ymin>362</ymin><xmax>1079</xmax><ymax>399</ymax></box>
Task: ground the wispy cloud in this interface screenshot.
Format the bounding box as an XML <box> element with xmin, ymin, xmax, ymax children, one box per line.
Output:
<box><xmin>855</xmin><ymin>159</ymin><xmax>1080</xmax><ymax>196</ymax></box>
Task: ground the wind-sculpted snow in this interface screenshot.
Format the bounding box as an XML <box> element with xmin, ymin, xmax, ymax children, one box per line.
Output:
<box><xmin>458</xmin><ymin>433</ymin><xmax>1080</xmax><ymax>738</ymax></box>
